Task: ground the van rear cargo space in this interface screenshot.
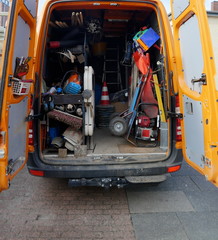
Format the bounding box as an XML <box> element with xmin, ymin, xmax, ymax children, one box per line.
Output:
<box><xmin>38</xmin><ymin>4</ymin><xmax>170</xmax><ymax>165</ymax></box>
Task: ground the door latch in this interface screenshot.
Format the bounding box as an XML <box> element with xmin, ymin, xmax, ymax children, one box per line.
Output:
<box><xmin>191</xmin><ymin>73</ymin><xmax>207</xmax><ymax>85</ymax></box>
<box><xmin>25</xmin><ymin>114</ymin><xmax>42</xmax><ymax>122</ymax></box>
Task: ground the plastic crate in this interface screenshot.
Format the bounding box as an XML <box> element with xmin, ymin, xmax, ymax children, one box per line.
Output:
<box><xmin>133</xmin><ymin>28</ymin><xmax>160</xmax><ymax>52</ymax></box>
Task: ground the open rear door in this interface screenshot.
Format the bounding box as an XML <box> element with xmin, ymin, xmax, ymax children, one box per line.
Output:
<box><xmin>171</xmin><ymin>0</ymin><xmax>218</xmax><ymax>186</ymax></box>
<box><xmin>0</xmin><ymin>0</ymin><xmax>38</xmax><ymax>191</ymax></box>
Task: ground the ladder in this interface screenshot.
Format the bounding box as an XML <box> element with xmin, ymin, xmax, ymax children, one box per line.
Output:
<box><xmin>102</xmin><ymin>44</ymin><xmax>123</xmax><ymax>93</ymax></box>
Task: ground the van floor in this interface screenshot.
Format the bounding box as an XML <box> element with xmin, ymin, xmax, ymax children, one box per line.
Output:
<box><xmin>42</xmin><ymin>129</ymin><xmax>167</xmax><ymax>165</ymax></box>
<box><xmin>91</xmin><ymin>128</ymin><xmax>165</xmax><ymax>155</ymax></box>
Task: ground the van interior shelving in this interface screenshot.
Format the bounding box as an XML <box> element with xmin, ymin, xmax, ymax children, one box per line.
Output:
<box><xmin>38</xmin><ymin>5</ymin><xmax>171</xmax><ymax>164</ymax></box>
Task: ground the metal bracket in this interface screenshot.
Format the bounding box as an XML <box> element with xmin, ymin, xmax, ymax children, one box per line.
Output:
<box><xmin>191</xmin><ymin>73</ymin><xmax>207</xmax><ymax>85</ymax></box>
<box><xmin>25</xmin><ymin>114</ymin><xmax>42</xmax><ymax>122</ymax></box>
<box><xmin>167</xmin><ymin>111</ymin><xmax>183</xmax><ymax>119</ymax></box>
<box><xmin>8</xmin><ymin>75</ymin><xmax>14</xmax><ymax>87</ymax></box>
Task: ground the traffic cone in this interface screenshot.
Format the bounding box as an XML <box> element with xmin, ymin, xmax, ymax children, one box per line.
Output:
<box><xmin>100</xmin><ymin>81</ymin><xmax>110</xmax><ymax>105</ymax></box>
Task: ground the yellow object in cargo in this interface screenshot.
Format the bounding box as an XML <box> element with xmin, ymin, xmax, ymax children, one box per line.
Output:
<box><xmin>153</xmin><ymin>74</ymin><xmax>166</xmax><ymax>123</ymax></box>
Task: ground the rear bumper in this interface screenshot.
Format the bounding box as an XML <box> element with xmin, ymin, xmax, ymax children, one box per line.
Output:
<box><xmin>27</xmin><ymin>148</ymin><xmax>183</xmax><ymax>179</ymax></box>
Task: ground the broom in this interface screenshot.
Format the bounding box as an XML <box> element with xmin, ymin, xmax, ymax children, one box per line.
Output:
<box><xmin>47</xmin><ymin>109</ymin><xmax>82</xmax><ymax>129</ymax></box>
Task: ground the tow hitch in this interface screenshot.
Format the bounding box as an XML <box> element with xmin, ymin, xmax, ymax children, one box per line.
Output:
<box><xmin>68</xmin><ymin>177</ymin><xmax>128</xmax><ymax>188</ymax></box>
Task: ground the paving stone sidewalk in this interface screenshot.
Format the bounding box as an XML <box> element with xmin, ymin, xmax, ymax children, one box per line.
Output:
<box><xmin>126</xmin><ymin>162</ymin><xmax>218</xmax><ymax>240</ymax></box>
<box><xmin>0</xmin><ymin>168</ymin><xmax>135</xmax><ymax>240</ymax></box>
<box><xmin>1</xmin><ymin>161</ymin><xmax>218</xmax><ymax>240</ymax></box>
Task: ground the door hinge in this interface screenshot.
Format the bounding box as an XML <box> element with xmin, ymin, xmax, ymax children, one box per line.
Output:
<box><xmin>201</xmin><ymin>155</ymin><xmax>211</xmax><ymax>168</ymax></box>
<box><xmin>7</xmin><ymin>159</ymin><xmax>14</xmax><ymax>174</ymax></box>
<box><xmin>191</xmin><ymin>73</ymin><xmax>207</xmax><ymax>85</ymax></box>
<box><xmin>167</xmin><ymin>111</ymin><xmax>183</xmax><ymax>119</ymax></box>
<box><xmin>7</xmin><ymin>157</ymin><xmax>25</xmax><ymax>175</ymax></box>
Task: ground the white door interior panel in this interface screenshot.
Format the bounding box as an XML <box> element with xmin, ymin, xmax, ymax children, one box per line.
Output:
<box><xmin>12</xmin><ymin>16</ymin><xmax>30</xmax><ymax>71</ymax></box>
<box><xmin>23</xmin><ymin>0</ymin><xmax>37</xmax><ymax>18</ymax></box>
<box><xmin>173</xmin><ymin>0</ymin><xmax>190</xmax><ymax>19</ymax></box>
<box><xmin>183</xmin><ymin>95</ymin><xmax>204</xmax><ymax>168</ymax></box>
<box><xmin>179</xmin><ymin>14</ymin><xmax>204</xmax><ymax>94</ymax></box>
<box><xmin>8</xmin><ymin>97</ymin><xmax>28</xmax><ymax>173</ymax></box>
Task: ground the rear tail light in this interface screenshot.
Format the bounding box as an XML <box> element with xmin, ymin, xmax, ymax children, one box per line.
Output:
<box><xmin>175</xmin><ymin>96</ymin><xmax>182</xmax><ymax>142</ymax></box>
<box><xmin>0</xmin><ymin>131</ymin><xmax>6</xmax><ymax>158</ymax></box>
<box><xmin>28</xmin><ymin>120</ymin><xmax>34</xmax><ymax>145</ymax></box>
<box><xmin>176</xmin><ymin>118</ymin><xmax>182</xmax><ymax>141</ymax></box>
<box><xmin>167</xmin><ymin>165</ymin><xmax>181</xmax><ymax>173</ymax></box>
<box><xmin>29</xmin><ymin>169</ymin><xmax>44</xmax><ymax>176</ymax></box>
<box><xmin>28</xmin><ymin>97</ymin><xmax>34</xmax><ymax>145</ymax></box>
<box><xmin>0</xmin><ymin>131</ymin><xmax>6</xmax><ymax>145</ymax></box>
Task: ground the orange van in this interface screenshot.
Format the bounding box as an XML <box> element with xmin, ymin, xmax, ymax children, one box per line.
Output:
<box><xmin>0</xmin><ymin>0</ymin><xmax>218</xmax><ymax>191</ymax></box>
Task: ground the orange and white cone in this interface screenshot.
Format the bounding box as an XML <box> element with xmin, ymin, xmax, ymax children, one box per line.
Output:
<box><xmin>100</xmin><ymin>81</ymin><xmax>110</xmax><ymax>105</ymax></box>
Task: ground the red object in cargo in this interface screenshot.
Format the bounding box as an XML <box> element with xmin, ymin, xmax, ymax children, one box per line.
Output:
<box><xmin>133</xmin><ymin>51</ymin><xmax>150</xmax><ymax>75</ymax></box>
<box><xmin>141</xmin><ymin>75</ymin><xmax>158</xmax><ymax>118</ymax></box>
<box><xmin>142</xmin><ymin>129</ymin><xmax>150</xmax><ymax>138</ymax></box>
<box><xmin>132</xmin><ymin>51</ymin><xmax>158</xmax><ymax>118</ymax></box>
<box><xmin>137</xmin><ymin>115</ymin><xmax>151</xmax><ymax>128</ymax></box>
<box><xmin>49</xmin><ymin>41</ymin><xmax>60</xmax><ymax>48</ymax></box>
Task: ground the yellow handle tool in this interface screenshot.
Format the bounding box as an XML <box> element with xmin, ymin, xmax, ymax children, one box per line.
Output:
<box><xmin>153</xmin><ymin>74</ymin><xmax>167</xmax><ymax>122</ymax></box>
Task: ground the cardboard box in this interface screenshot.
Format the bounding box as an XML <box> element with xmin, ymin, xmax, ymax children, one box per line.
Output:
<box><xmin>112</xmin><ymin>102</ymin><xmax>128</xmax><ymax>113</ymax></box>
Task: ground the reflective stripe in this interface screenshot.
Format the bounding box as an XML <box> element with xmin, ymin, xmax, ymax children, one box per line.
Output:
<box><xmin>101</xmin><ymin>95</ymin><xmax>109</xmax><ymax>100</ymax></box>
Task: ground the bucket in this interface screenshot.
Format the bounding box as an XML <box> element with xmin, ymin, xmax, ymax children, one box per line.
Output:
<box><xmin>49</xmin><ymin>127</ymin><xmax>60</xmax><ymax>143</ymax></box>
<box><xmin>64</xmin><ymin>82</ymin><xmax>81</xmax><ymax>94</ymax></box>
